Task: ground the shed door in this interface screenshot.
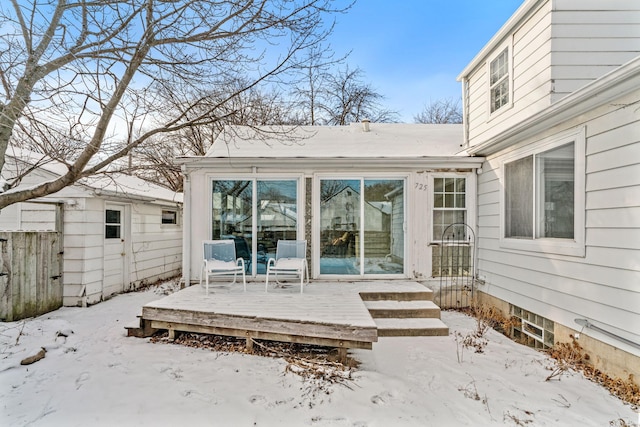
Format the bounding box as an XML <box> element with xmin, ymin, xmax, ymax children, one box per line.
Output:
<box><xmin>103</xmin><ymin>205</ymin><xmax>128</xmax><ymax>297</ymax></box>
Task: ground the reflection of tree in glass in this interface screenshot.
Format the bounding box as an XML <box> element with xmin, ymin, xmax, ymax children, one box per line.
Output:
<box><xmin>258</xmin><ymin>182</ymin><xmax>295</xmax><ymax>203</ymax></box>
<box><xmin>365</xmin><ymin>181</ymin><xmax>401</xmax><ymax>201</ymax></box>
<box><xmin>321</xmin><ymin>180</ymin><xmax>350</xmax><ymax>202</ymax></box>
<box><xmin>214</xmin><ymin>181</ymin><xmax>251</xmax><ymax>201</ymax></box>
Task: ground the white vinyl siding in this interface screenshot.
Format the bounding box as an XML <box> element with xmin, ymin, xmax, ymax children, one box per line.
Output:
<box><xmin>63</xmin><ymin>198</ymin><xmax>107</xmax><ymax>305</ymax></box>
<box><xmin>475</xmin><ymin>89</ymin><xmax>640</xmax><ymax>356</ymax></box>
<box><xmin>0</xmin><ymin>202</ymin><xmax>57</xmax><ymax>230</ymax></box>
<box><xmin>550</xmin><ymin>4</ymin><xmax>640</xmax><ymax>101</ymax></box>
<box><xmin>465</xmin><ymin>2</ymin><xmax>553</xmax><ymax>147</ymax></box>
<box><xmin>130</xmin><ymin>203</ymin><xmax>182</xmax><ymax>287</ymax></box>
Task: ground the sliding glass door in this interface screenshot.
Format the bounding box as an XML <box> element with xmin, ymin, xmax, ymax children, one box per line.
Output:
<box><xmin>211</xmin><ymin>179</ymin><xmax>298</xmax><ymax>275</ymax></box>
<box><xmin>319</xmin><ymin>178</ymin><xmax>405</xmax><ymax>276</ymax></box>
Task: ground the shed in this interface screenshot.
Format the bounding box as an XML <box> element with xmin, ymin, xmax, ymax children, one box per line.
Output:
<box><xmin>0</xmin><ymin>148</ymin><xmax>183</xmax><ymax>306</ymax></box>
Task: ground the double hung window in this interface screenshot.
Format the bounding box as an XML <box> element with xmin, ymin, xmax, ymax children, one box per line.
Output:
<box><xmin>490</xmin><ymin>47</ymin><xmax>510</xmax><ymax>113</ymax></box>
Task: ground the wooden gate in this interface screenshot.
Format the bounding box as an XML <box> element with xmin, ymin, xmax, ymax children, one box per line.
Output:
<box><xmin>0</xmin><ymin>230</ymin><xmax>64</xmax><ymax>321</ymax></box>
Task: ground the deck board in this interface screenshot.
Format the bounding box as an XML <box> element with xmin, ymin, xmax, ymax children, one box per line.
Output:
<box><xmin>138</xmin><ymin>281</ymin><xmax>433</xmax><ymax>350</ymax></box>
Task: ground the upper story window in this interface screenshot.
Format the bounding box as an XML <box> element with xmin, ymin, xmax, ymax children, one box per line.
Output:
<box><xmin>490</xmin><ymin>47</ymin><xmax>510</xmax><ymax>113</ymax></box>
<box><xmin>500</xmin><ymin>127</ymin><xmax>586</xmax><ymax>257</ymax></box>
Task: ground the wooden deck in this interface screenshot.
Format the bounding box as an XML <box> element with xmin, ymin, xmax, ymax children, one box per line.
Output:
<box><xmin>129</xmin><ymin>280</ymin><xmax>440</xmax><ymax>361</ymax></box>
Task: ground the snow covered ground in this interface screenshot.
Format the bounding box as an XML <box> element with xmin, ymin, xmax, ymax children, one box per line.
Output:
<box><xmin>1</xmin><ymin>283</ymin><xmax>637</xmax><ymax>426</ymax></box>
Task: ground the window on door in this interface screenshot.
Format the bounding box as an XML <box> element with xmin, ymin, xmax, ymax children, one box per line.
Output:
<box><xmin>319</xmin><ymin>178</ymin><xmax>405</xmax><ymax>276</ymax></box>
<box><xmin>211</xmin><ymin>179</ymin><xmax>298</xmax><ymax>274</ymax></box>
<box><xmin>433</xmin><ymin>177</ymin><xmax>467</xmax><ymax>241</ymax></box>
<box><xmin>105</xmin><ymin>209</ymin><xmax>121</xmax><ymax>239</ymax></box>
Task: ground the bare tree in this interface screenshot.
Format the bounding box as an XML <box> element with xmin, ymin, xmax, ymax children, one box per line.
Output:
<box><xmin>289</xmin><ymin>45</ymin><xmax>347</xmax><ymax>125</ymax></box>
<box><xmin>318</xmin><ymin>66</ymin><xmax>398</xmax><ymax>125</ymax></box>
<box><xmin>135</xmin><ymin>78</ymin><xmax>296</xmax><ymax>191</ymax></box>
<box><xmin>0</xmin><ymin>0</ymin><xmax>350</xmax><ymax>208</ymax></box>
<box><xmin>414</xmin><ymin>98</ymin><xmax>463</xmax><ymax>124</ymax></box>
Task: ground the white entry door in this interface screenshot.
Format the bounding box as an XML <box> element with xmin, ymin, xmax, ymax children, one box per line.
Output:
<box><xmin>103</xmin><ymin>205</ymin><xmax>129</xmax><ymax>298</ymax></box>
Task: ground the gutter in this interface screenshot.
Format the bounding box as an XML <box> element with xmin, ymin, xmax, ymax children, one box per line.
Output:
<box><xmin>175</xmin><ymin>156</ymin><xmax>485</xmax><ymax>170</ymax></box>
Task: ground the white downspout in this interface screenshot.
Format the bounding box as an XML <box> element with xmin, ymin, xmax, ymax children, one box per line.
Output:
<box><xmin>181</xmin><ymin>165</ymin><xmax>192</xmax><ymax>287</ymax></box>
<box><xmin>462</xmin><ymin>77</ymin><xmax>470</xmax><ymax>148</ymax></box>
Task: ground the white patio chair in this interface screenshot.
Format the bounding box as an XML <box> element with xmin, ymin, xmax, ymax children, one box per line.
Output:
<box><xmin>265</xmin><ymin>240</ymin><xmax>309</xmax><ymax>293</ymax></box>
<box><xmin>200</xmin><ymin>240</ymin><xmax>246</xmax><ymax>295</ymax></box>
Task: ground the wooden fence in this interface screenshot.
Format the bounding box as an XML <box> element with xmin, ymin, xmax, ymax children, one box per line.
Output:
<box><xmin>0</xmin><ymin>230</ymin><xmax>64</xmax><ymax>321</ymax></box>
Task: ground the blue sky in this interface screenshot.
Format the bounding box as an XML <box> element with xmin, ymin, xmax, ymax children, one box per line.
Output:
<box><xmin>325</xmin><ymin>0</ymin><xmax>523</xmax><ymax>122</ymax></box>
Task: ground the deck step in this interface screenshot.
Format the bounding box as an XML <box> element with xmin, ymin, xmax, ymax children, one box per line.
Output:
<box><xmin>359</xmin><ymin>289</ymin><xmax>434</xmax><ymax>302</ymax></box>
<box><xmin>374</xmin><ymin>318</ymin><xmax>449</xmax><ymax>337</ymax></box>
<box><xmin>364</xmin><ymin>300</ymin><xmax>441</xmax><ymax>318</ymax></box>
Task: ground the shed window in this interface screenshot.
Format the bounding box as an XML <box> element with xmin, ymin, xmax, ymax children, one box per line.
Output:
<box><xmin>490</xmin><ymin>47</ymin><xmax>510</xmax><ymax>113</ymax></box>
<box><xmin>162</xmin><ymin>210</ymin><xmax>177</xmax><ymax>224</ymax></box>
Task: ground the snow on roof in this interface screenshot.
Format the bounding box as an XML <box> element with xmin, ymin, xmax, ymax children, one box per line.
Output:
<box><xmin>4</xmin><ymin>146</ymin><xmax>182</xmax><ymax>204</ymax></box>
<box><xmin>206</xmin><ymin>123</ymin><xmax>465</xmax><ymax>159</ymax></box>
<box><xmin>81</xmin><ymin>173</ymin><xmax>183</xmax><ymax>204</ymax></box>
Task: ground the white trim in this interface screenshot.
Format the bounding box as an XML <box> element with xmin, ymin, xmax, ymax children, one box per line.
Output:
<box><xmin>182</xmin><ymin>166</ymin><xmax>191</xmax><ymax>286</ymax></box>
<box><xmin>426</xmin><ymin>172</ymin><xmax>477</xmax><ymax>278</ymax></box>
<box><xmin>427</xmin><ymin>172</ymin><xmax>477</xmax><ymax>244</ymax></box>
<box><xmin>103</xmin><ymin>202</ymin><xmax>132</xmax><ymax>295</ymax></box>
<box><xmin>499</xmin><ymin>126</ymin><xmax>586</xmax><ymax>257</ymax></box>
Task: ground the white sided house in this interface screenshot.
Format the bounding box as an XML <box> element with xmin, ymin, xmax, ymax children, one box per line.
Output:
<box><xmin>177</xmin><ymin>123</ymin><xmax>482</xmax><ymax>284</ymax></box>
<box><xmin>457</xmin><ymin>0</ymin><xmax>640</xmax><ymax>382</ymax></box>
<box><xmin>0</xmin><ymin>149</ymin><xmax>183</xmax><ymax>307</ymax></box>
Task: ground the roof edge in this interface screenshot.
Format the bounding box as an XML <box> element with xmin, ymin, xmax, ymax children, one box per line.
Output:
<box><xmin>457</xmin><ymin>0</ymin><xmax>544</xmax><ymax>81</ymax></box>
<box><xmin>467</xmin><ymin>55</ymin><xmax>640</xmax><ymax>156</ymax></box>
